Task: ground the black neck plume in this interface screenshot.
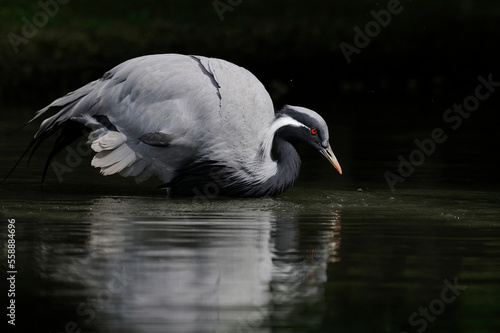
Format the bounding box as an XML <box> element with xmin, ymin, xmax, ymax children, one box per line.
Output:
<box><xmin>253</xmin><ymin>135</ymin><xmax>301</xmax><ymax>196</ymax></box>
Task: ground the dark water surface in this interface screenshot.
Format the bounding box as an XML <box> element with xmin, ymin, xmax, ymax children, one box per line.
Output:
<box><xmin>1</xmin><ymin>106</ymin><xmax>500</xmax><ymax>333</ymax></box>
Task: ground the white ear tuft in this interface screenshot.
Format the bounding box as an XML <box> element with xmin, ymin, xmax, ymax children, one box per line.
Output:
<box><xmin>259</xmin><ymin>115</ymin><xmax>307</xmax><ymax>160</ymax></box>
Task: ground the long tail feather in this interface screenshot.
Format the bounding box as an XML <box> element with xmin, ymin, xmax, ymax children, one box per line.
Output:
<box><xmin>4</xmin><ymin>80</ymin><xmax>100</xmax><ymax>182</ymax></box>
<box><xmin>41</xmin><ymin>121</ymin><xmax>88</xmax><ymax>183</ymax></box>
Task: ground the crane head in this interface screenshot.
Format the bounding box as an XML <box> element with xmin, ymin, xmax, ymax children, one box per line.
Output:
<box><xmin>276</xmin><ymin>105</ymin><xmax>342</xmax><ymax>175</ymax></box>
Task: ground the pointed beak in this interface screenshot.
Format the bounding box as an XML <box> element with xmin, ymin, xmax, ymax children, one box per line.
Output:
<box><xmin>319</xmin><ymin>143</ymin><xmax>342</xmax><ymax>175</ymax></box>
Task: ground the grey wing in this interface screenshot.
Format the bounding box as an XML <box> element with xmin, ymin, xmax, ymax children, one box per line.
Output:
<box><xmin>194</xmin><ymin>56</ymin><xmax>275</xmax><ymax>167</ymax></box>
<box><xmin>26</xmin><ymin>54</ymin><xmax>224</xmax><ymax>183</ymax></box>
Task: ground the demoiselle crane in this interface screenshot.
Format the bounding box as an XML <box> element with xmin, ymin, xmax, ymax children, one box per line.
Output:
<box><xmin>12</xmin><ymin>54</ymin><xmax>342</xmax><ymax>197</ymax></box>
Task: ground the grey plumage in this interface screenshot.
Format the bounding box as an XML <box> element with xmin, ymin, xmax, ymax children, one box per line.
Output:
<box><xmin>11</xmin><ymin>54</ymin><xmax>342</xmax><ymax>197</ymax></box>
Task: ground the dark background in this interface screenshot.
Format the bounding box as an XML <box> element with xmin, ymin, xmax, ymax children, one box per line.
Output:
<box><xmin>1</xmin><ymin>0</ymin><xmax>499</xmax><ymax>190</ymax></box>
<box><xmin>2</xmin><ymin>3</ymin><xmax>499</xmax><ymax>333</ymax></box>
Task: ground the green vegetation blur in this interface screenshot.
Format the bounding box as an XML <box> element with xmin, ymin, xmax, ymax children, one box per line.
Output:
<box><xmin>1</xmin><ymin>0</ymin><xmax>499</xmax><ymax>109</ymax></box>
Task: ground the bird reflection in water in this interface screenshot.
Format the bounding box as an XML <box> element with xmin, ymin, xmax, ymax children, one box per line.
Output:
<box><xmin>269</xmin><ymin>212</ymin><xmax>341</xmax><ymax>328</ymax></box>
<box><xmin>32</xmin><ymin>197</ymin><xmax>341</xmax><ymax>332</ymax></box>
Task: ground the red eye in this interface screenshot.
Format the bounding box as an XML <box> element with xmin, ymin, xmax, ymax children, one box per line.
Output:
<box><xmin>311</xmin><ymin>128</ymin><xmax>318</xmax><ymax>135</ymax></box>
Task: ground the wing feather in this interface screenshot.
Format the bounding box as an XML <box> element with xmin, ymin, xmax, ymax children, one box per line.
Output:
<box><xmin>91</xmin><ymin>144</ymin><xmax>139</xmax><ymax>176</ymax></box>
<box><xmin>11</xmin><ymin>54</ymin><xmax>278</xmax><ymax>193</ymax></box>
